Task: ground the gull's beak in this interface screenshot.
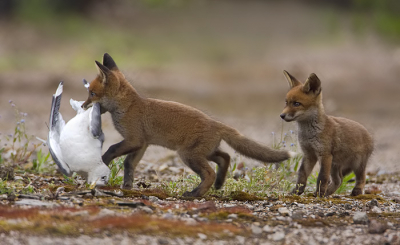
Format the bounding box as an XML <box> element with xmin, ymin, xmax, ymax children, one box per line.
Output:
<box><xmin>89</xmin><ymin>180</ymin><xmax>97</xmax><ymax>189</ymax></box>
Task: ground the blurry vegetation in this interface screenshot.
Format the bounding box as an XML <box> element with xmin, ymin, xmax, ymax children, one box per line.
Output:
<box><xmin>0</xmin><ymin>102</ymin><xmax>54</xmax><ymax>173</ymax></box>
<box><xmin>349</xmin><ymin>0</ymin><xmax>400</xmax><ymax>41</ymax></box>
<box><xmin>0</xmin><ymin>0</ymin><xmax>400</xmax><ymax>72</ymax></box>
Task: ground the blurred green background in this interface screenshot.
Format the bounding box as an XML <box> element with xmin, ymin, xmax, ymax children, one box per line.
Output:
<box><xmin>0</xmin><ymin>0</ymin><xmax>399</xmax><ymax>171</ymax></box>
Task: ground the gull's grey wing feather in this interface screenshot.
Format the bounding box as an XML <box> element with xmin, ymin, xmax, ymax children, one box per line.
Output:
<box><xmin>90</xmin><ymin>103</ymin><xmax>104</xmax><ymax>144</ymax></box>
<box><xmin>47</xmin><ymin>81</ymin><xmax>71</xmax><ymax>176</ymax></box>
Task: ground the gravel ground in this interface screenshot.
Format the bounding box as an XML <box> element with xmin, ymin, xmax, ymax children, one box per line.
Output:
<box><xmin>0</xmin><ymin>169</ymin><xmax>399</xmax><ymax>245</ymax></box>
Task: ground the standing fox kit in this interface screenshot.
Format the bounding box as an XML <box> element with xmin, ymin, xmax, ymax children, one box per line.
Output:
<box><xmin>280</xmin><ymin>71</ymin><xmax>373</xmax><ymax>197</ymax></box>
<box><xmin>82</xmin><ymin>53</ymin><xmax>294</xmax><ymax>197</ymax></box>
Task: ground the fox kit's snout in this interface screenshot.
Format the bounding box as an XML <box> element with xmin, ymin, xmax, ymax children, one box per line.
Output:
<box><xmin>281</xmin><ymin>70</ymin><xmax>373</xmax><ymax>197</ymax></box>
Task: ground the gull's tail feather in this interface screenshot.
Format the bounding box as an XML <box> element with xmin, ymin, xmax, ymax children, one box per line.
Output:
<box><xmin>48</xmin><ymin>81</ymin><xmax>71</xmax><ymax>176</ymax></box>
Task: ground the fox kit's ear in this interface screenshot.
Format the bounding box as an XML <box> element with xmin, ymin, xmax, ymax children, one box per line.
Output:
<box><xmin>95</xmin><ymin>60</ymin><xmax>110</xmax><ymax>84</ymax></box>
<box><xmin>283</xmin><ymin>70</ymin><xmax>301</xmax><ymax>88</ymax></box>
<box><xmin>103</xmin><ymin>53</ymin><xmax>118</xmax><ymax>71</ymax></box>
<box><xmin>303</xmin><ymin>73</ymin><xmax>322</xmax><ymax>95</ymax></box>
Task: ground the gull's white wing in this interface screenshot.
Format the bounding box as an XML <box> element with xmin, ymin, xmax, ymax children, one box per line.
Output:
<box><xmin>48</xmin><ymin>81</ymin><xmax>71</xmax><ymax>176</ymax></box>
<box><xmin>70</xmin><ymin>99</ymin><xmax>85</xmax><ymax>114</ymax></box>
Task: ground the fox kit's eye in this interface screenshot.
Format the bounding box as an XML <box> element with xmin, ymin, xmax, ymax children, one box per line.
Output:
<box><xmin>285</xmin><ymin>101</ymin><xmax>288</xmax><ymax>106</ymax></box>
<box><xmin>293</xmin><ymin>102</ymin><xmax>301</xmax><ymax>107</ymax></box>
<box><xmin>90</xmin><ymin>91</ymin><xmax>95</xmax><ymax>97</ymax></box>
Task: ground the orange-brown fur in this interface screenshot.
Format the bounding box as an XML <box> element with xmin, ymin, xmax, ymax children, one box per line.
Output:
<box><xmin>82</xmin><ymin>53</ymin><xmax>293</xmax><ymax>197</ymax></box>
<box><xmin>280</xmin><ymin>71</ymin><xmax>373</xmax><ymax>197</ymax></box>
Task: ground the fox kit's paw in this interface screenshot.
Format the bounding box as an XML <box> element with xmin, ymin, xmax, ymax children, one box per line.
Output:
<box><xmin>351</xmin><ymin>188</ymin><xmax>363</xmax><ymax>196</ymax></box>
<box><xmin>183</xmin><ymin>190</ymin><xmax>202</xmax><ymax>198</ymax></box>
<box><xmin>291</xmin><ymin>188</ymin><xmax>304</xmax><ymax>196</ymax></box>
<box><xmin>122</xmin><ymin>183</ymin><xmax>133</xmax><ymax>190</ymax></box>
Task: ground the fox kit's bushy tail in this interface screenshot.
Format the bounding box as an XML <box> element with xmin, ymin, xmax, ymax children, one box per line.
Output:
<box><xmin>218</xmin><ymin>123</ymin><xmax>290</xmax><ymax>163</ymax></box>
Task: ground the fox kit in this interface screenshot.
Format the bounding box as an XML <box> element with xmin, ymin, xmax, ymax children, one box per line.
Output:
<box><xmin>280</xmin><ymin>71</ymin><xmax>373</xmax><ymax>197</ymax></box>
<box><xmin>82</xmin><ymin>53</ymin><xmax>294</xmax><ymax>197</ymax></box>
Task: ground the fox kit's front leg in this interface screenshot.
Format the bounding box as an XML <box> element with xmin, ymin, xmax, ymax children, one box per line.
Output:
<box><xmin>292</xmin><ymin>153</ymin><xmax>317</xmax><ymax>195</ymax></box>
<box><xmin>102</xmin><ymin>140</ymin><xmax>143</xmax><ymax>166</ymax></box>
<box><xmin>122</xmin><ymin>145</ymin><xmax>148</xmax><ymax>189</ymax></box>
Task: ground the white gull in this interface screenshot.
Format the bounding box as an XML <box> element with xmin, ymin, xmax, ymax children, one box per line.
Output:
<box><xmin>47</xmin><ymin>81</ymin><xmax>110</xmax><ymax>186</ymax></box>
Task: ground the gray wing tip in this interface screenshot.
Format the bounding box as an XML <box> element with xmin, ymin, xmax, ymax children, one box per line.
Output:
<box><xmin>48</xmin><ymin>146</ymin><xmax>71</xmax><ymax>176</ymax></box>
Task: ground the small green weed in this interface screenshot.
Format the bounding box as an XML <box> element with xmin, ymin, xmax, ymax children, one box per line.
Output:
<box><xmin>162</xmin><ymin>126</ymin><xmax>303</xmax><ymax>198</ymax></box>
<box><xmin>0</xmin><ymin>178</ymin><xmax>12</xmax><ymax>195</ymax></box>
<box><xmin>307</xmin><ymin>171</ymin><xmax>356</xmax><ymax>195</ymax></box>
<box><xmin>0</xmin><ymin>102</ymin><xmax>53</xmax><ymax>173</ymax></box>
<box><xmin>63</xmin><ymin>172</ymin><xmax>78</xmax><ymax>185</ymax></box>
<box><xmin>32</xmin><ymin>149</ymin><xmax>52</xmax><ymax>173</ymax></box>
<box><xmin>108</xmin><ymin>157</ymin><xmax>125</xmax><ymax>187</ymax></box>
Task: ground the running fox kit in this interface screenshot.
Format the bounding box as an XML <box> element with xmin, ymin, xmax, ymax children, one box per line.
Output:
<box><xmin>280</xmin><ymin>71</ymin><xmax>373</xmax><ymax>197</ymax></box>
<box><xmin>82</xmin><ymin>53</ymin><xmax>294</xmax><ymax>197</ymax></box>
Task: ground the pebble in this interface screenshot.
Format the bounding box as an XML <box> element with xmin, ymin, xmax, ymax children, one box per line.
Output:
<box><xmin>353</xmin><ymin>212</ymin><xmax>369</xmax><ymax>224</ymax></box>
<box><xmin>15</xmin><ymin>199</ymin><xmax>56</xmax><ymax>207</ymax></box>
<box><xmin>262</xmin><ymin>225</ymin><xmax>273</xmax><ymax>233</ymax></box>
<box><xmin>369</xmin><ymin>199</ymin><xmax>379</xmax><ymax>207</ymax></box>
<box><xmin>148</xmin><ymin>196</ymin><xmax>159</xmax><ymax>203</ymax></box>
<box><xmin>371</xmin><ymin>206</ymin><xmax>382</xmax><ymax>214</ymax></box>
<box><xmin>344</xmin><ymin>203</ymin><xmax>352</xmax><ymax>210</ymax></box>
<box><xmin>368</xmin><ymin>220</ymin><xmax>388</xmax><ymax>234</ymax></box>
<box><xmin>292</xmin><ymin>210</ymin><xmax>304</xmax><ymax>220</ymax></box>
<box><xmin>270</xmin><ymin>231</ymin><xmax>285</xmax><ymax>242</ymax></box>
<box><xmin>97</xmin><ymin>208</ymin><xmax>116</xmax><ymax>218</ymax></box>
<box><xmin>278</xmin><ymin>207</ymin><xmax>290</xmax><ymax>216</ymax></box>
<box><xmin>251</xmin><ymin>225</ymin><xmax>262</xmax><ymax>235</ymax></box>
<box><xmin>197</xmin><ymin>233</ymin><xmax>207</xmax><ymax>240</ymax></box>
<box><xmin>227</xmin><ymin>214</ymin><xmax>238</xmax><ymax>219</ymax></box>
<box><xmin>139</xmin><ymin>206</ymin><xmax>154</xmax><ymax>214</ymax></box>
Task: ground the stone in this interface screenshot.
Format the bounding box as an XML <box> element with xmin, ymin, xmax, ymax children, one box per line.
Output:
<box><xmin>292</xmin><ymin>210</ymin><xmax>304</xmax><ymax>220</ymax></box>
<box><xmin>262</xmin><ymin>225</ymin><xmax>273</xmax><ymax>233</ymax></box>
<box><xmin>368</xmin><ymin>220</ymin><xmax>387</xmax><ymax>234</ymax></box>
<box><xmin>344</xmin><ymin>203</ymin><xmax>352</xmax><ymax>210</ymax></box>
<box><xmin>353</xmin><ymin>212</ymin><xmax>368</xmax><ymax>224</ymax></box>
<box><xmin>369</xmin><ymin>199</ymin><xmax>379</xmax><ymax>207</ymax></box>
<box><xmin>227</xmin><ymin>213</ymin><xmax>238</xmax><ymax>219</ymax></box>
<box><xmin>371</xmin><ymin>206</ymin><xmax>382</xmax><ymax>214</ymax></box>
<box><xmin>278</xmin><ymin>207</ymin><xmax>290</xmax><ymax>216</ymax></box>
<box><xmin>148</xmin><ymin>196</ymin><xmax>159</xmax><ymax>203</ymax></box>
<box><xmin>197</xmin><ymin>233</ymin><xmax>207</xmax><ymax>240</ymax></box>
<box><xmin>236</xmin><ymin>236</ymin><xmax>245</xmax><ymax>244</ymax></box>
<box><xmin>97</xmin><ymin>208</ymin><xmax>116</xmax><ymax>218</ymax></box>
<box><xmin>15</xmin><ymin>199</ymin><xmax>56</xmax><ymax>207</ymax></box>
<box><xmin>140</xmin><ymin>206</ymin><xmax>154</xmax><ymax>214</ymax></box>
<box><xmin>251</xmin><ymin>225</ymin><xmax>262</xmax><ymax>235</ymax></box>
<box><xmin>270</xmin><ymin>231</ymin><xmax>285</xmax><ymax>242</ymax></box>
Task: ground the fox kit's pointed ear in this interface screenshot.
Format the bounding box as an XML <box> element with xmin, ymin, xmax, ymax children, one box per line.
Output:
<box><xmin>283</xmin><ymin>70</ymin><xmax>301</xmax><ymax>88</ymax></box>
<box><xmin>95</xmin><ymin>60</ymin><xmax>110</xmax><ymax>84</ymax></box>
<box><xmin>303</xmin><ymin>73</ymin><xmax>322</xmax><ymax>95</ymax></box>
<box><xmin>103</xmin><ymin>53</ymin><xmax>118</xmax><ymax>71</ymax></box>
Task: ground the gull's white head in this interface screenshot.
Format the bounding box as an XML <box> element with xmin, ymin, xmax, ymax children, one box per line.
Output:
<box><xmin>87</xmin><ymin>164</ymin><xmax>111</xmax><ymax>187</ymax></box>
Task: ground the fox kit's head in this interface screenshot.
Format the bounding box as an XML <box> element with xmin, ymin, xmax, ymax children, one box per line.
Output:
<box><xmin>82</xmin><ymin>53</ymin><xmax>124</xmax><ymax>109</ymax></box>
<box><xmin>280</xmin><ymin>70</ymin><xmax>322</xmax><ymax>122</ymax></box>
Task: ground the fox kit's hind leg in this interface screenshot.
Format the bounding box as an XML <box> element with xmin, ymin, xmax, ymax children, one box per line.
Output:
<box><xmin>292</xmin><ymin>153</ymin><xmax>317</xmax><ymax>195</ymax></box>
<box><xmin>207</xmin><ymin>149</ymin><xmax>230</xmax><ymax>190</ymax></box>
<box><xmin>122</xmin><ymin>145</ymin><xmax>148</xmax><ymax>189</ymax></box>
<box><xmin>326</xmin><ymin>165</ymin><xmax>345</xmax><ymax>196</ymax></box>
<box><xmin>179</xmin><ymin>151</ymin><xmax>216</xmax><ymax>197</ymax></box>
<box><xmin>315</xmin><ymin>155</ymin><xmax>333</xmax><ymax>197</ymax></box>
<box><xmin>351</xmin><ymin>160</ymin><xmax>367</xmax><ymax>196</ymax></box>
